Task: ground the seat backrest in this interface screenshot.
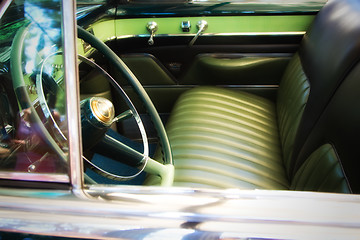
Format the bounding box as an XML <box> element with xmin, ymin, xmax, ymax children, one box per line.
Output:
<box><xmin>276</xmin><ymin>0</ymin><xmax>360</xmax><ymax>178</ymax></box>
<box><xmin>291</xmin><ymin>61</ymin><xmax>360</xmax><ymax>193</ymax></box>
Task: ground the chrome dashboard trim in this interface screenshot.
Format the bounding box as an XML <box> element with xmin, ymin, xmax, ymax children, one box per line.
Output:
<box><xmin>210</xmin><ymin>31</ymin><xmax>306</xmax><ymax>36</ymax></box>
<box><xmin>139</xmin><ymin>84</ymin><xmax>279</xmax><ymax>88</ymax></box>
<box><xmin>117</xmin><ymin>31</ymin><xmax>306</xmax><ymax>39</ymax></box>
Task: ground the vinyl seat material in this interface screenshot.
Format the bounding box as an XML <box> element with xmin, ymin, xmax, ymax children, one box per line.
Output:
<box><xmin>158</xmin><ymin>0</ymin><xmax>360</xmax><ymax>193</ymax></box>
<box><xmin>166</xmin><ymin>86</ymin><xmax>288</xmax><ymax>189</ymax></box>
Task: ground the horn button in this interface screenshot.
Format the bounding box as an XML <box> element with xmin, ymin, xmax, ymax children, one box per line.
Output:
<box><xmin>90</xmin><ymin>97</ymin><xmax>115</xmax><ymax>126</ymax></box>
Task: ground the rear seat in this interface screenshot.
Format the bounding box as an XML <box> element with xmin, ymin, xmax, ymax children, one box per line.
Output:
<box><xmin>147</xmin><ymin>0</ymin><xmax>360</xmax><ymax>193</ymax></box>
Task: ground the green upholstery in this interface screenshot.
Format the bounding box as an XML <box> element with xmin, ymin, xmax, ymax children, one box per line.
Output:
<box><xmin>113</xmin><ymin>54</ymin><xmax>176</xmax><ymax>86</ymax></box>
<box><xmin>180</xmin><ymin>54</ymin><xmax>290</xmax><ymax>85</ymax></box>
<box><xmin>291</xmin><ymin>144</ymin><xmax>350</xmax><ymax>193</ymax></box>
<box><xmin>161</xmin><ymin>59</ymin><xmax>350</xmax><ymax>191</ymax></box>
<box><xmin>147</xmin><ymin>0</ymin><xmax>358</xmax><ymax>192</ymax></box>
<box><xmin>166</xmin><ymin>87</ymin><xmax>288</xmax><ymax>189</ymax></box>
<box><xmin>276</xmin><ymin>53</ymin><xmax>310</xmax><ymax>175</ymax></box>
<box><xmin>156</xmin><ymin>52</ymin><xmax>311</xmax><ymax>189</ymax></box>
<box><xmin>159</xmin><ymin>51</ymin><xmax>352</xmax><ymax>191</ymax></box>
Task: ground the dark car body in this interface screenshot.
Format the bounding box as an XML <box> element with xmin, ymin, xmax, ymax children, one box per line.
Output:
<box><xmin>1</xmin><ymin>0</ymin><xmax>360</xmax><ymax>239</ymax></box>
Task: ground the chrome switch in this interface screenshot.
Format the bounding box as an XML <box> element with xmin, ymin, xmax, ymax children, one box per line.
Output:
<box><xmin>146</xmin><ymin>21</ymin><xmax>158</xmax><ymax>45</ymax></box>
<box><xmin>181</xmin><ymin>21</ymin><xmax>191</xmax><ymax>32</ymax></box>
<box><xmin>189</xmin><ymin>20</ymin><xmax>208</xmax><ymax>46</ymax></box>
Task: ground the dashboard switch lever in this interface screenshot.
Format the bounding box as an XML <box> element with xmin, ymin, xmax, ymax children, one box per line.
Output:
<box><xmin>189</xmin><ymin>20</ymin><xmax>208</xmax><ymax>46</ymax></box>
<box><xmin>146</xmin><ymin>21</ymin><xmax>158</xmax><ymax>45</ymax></box>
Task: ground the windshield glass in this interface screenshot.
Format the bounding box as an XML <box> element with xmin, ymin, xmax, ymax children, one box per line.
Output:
<box><xmin>0</xmin><ymin>0</ymin><xmax>69</xmax><ymax>182</ymax></box>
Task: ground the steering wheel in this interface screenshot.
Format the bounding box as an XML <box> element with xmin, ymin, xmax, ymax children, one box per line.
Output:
<box><xmin>10</xmin><ymin>24</ymin><xmax>68</xmax><ymax>167</ymax></box>
<box><xmin>10</xmin><ymin>24</ymin><xmax>174</xmax><ymax>185</ymax></box>
<box><xmin>77</xmin><ymin>27</ymin><xmax>173</xmax><ymax>184</ymax></box>
<box><xmin>77</xmin><ymin>27</ymin><xmax>172</xmax><ymax>165</ymax></box>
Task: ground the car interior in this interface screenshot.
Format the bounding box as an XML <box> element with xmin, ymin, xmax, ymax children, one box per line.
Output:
<box><xmin>151</xmin><ymin>0</ymin><xmax>359</xmax><ymax>192</ymax></box>
<box><xmin>1</xmin><ymin>0</ymin><xmax>360</xmax><ymax>194</ymax></box>
<box><xmin>75</xmin><ymin>0</ymin><xmax>360</xmax><ymax>193</ymax></box>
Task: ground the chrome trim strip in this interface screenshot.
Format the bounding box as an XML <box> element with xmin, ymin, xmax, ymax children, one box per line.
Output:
<box><xmin>0</xmin><ymin>171</ymin><xmax>69</xmax><ymax>183</ymax></box>
<box><xmin>0</xmin><ymin>0</ymin><xmax>12</xmax><ymax>19</ymax></box>
<box><xmin>210</xmin><ymin>31</ymin><xmax>306</xmax><ymax>36</ymax></box>
<box><xmin>62</xmin><ymin>0</ymin><xmax>84</xmax><ymax>194</ymax></box>
<box><xmin>117</xmin><ymin>31</ymin><xmax>305</xmax><ymax>39</ymax></box>
<box><xmin>125</xmin><ymin>84</ymin><xmax>279</xmax><ymax>89</ymax></box>
<box><xmin>1</xmin><ymin>189</ymin><xmax>360</xmax><ymax>239</ymax></box>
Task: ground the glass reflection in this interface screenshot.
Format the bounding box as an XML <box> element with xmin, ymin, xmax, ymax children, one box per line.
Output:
<box><xmin>23</xmin><ymin>1</ymin><xmax>62</xmax><ymax>75</ymax></box>
<box><xmin>0</xmin><ymin>0</ymin><xmax>68</xmax><ymax>178</ymax></box>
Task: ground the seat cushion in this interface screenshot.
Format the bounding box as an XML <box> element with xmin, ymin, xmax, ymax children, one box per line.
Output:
<box><xmin>165</xmin><ymin>86</ymin><xmax>289</xmax><ymax>189</ymax></box>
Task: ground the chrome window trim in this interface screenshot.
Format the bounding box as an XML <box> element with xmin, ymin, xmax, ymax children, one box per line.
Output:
<box><xmin>0</xmin><ymin>171</ymin><xmax>69</xmax><ymax>183</ymax></box>
<box><xmin>62</xmin><ymin>0</ymin><xmax>85</xmax><ymax>195</ymax></box>
<box><xmin>0</xmin><ymin>0</ymin><xmax>12</xmax><ymax>19</ymax></box>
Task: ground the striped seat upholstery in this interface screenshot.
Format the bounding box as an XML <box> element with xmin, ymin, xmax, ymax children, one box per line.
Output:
<box><xmin>166</xmin><ymin>87</ymin><xmax>288</xmax><ymax>189</ymax></box>
<box><xmin>146</xmin><ymin>0</ymin><xmax>360</xmax><ymax>193</ymax></box>
<box><xmin>162</xmin><ymin>53</ymin><xmax>351</xmax><ymax>192</ymax></box>
<box><xmin>163</xmin><ymin>52</ymin><xmax>311</xmax><ymax>189</ymax></box>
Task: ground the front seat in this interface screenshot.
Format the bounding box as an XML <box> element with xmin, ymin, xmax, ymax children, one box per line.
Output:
<box><xmin>147</xmin><ymin>0</ymin><xmax>360</xmax><ymax>192</ymax></box>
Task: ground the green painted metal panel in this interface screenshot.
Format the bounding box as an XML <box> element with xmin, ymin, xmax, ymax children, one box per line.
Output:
<box><xmin>78</xmin><ymin>15</ymin><xmax>314</xmax><ymax>55</ymax></box>
<box><xmin>85</xmin><ymin>15</ymin><xmax>314</xmax><ymax>41</ymax></box>
<box><xmin>115</xmin><ymin>15</ymin><xmax>315</xmax><ymax>35</ymax></box>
